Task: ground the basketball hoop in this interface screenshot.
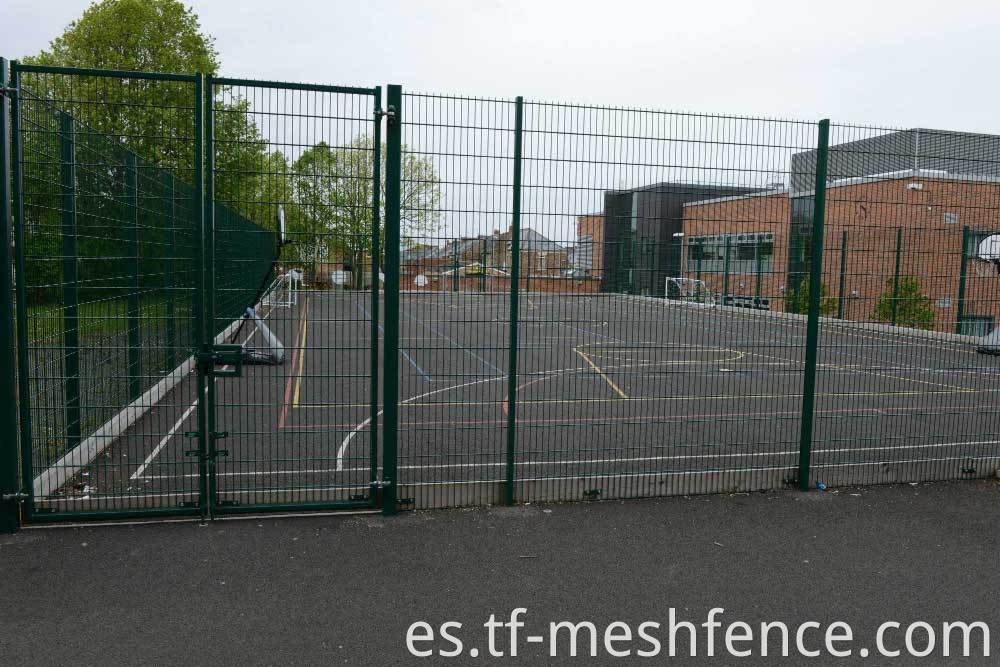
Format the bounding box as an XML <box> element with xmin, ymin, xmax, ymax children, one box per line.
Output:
<box><xmin>974</xmin><ymin>234</ymin><xmax>1000</xmax><ymax>277</ymax></box>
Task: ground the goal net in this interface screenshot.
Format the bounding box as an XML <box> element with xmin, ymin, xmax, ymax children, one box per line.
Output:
<box><xmin>261</xmin><ymin>269</ymin><xmax>304</xmax><ymax>309</ymax></box>
<box><xmin>665</xmin><ymin>277</ymin><xmax>714</xmax><ymax>305</ymax></box>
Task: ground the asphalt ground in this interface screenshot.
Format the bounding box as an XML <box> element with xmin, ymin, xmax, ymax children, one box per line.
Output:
<box><xmin>30</xmin><ymin>289</ymin><xmax>1000</xmax><ymax>515</ymax></box>
<box><xmin>3</xmin><ymin>480</ymin><xmax>999</xmax><ymax>665</ymax></box>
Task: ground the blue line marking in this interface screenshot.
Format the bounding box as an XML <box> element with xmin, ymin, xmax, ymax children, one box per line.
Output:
<box><xmin>357</xmin><ymin>302</ymin><xmax>433</xmax><ymax>382</ymax></box>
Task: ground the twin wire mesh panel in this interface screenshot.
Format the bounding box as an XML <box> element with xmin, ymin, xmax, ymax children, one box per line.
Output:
<box><xmin>9</xmin><ymin>67</ymin><xmax>382</xmax><ymax>519</ymax></box>
<box><xmin>12</xmin><ymin>68</ymin><xmax>204</xmax><ymax>515</ymax></box>
<box><xmin>7</xmin><ymin>66</ymin><xmax>1000</xmax><ymax>522</ymax></box>
<box><xmin>396</xmin><ymin>95</ymin><xmax>823</xmax><ymax>507</ymax></box>
<box><xmin>809</xmin><ymin>125</ymin><xmax>1000</xmax><ymax>485</ymax></box>
<box><xmin>208</xmin><ymin>80</ymin><xmax>380</xmax><ymax>510</ymax></box>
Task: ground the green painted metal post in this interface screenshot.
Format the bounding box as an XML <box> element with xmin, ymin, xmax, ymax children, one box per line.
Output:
<box><xmin>369</xmin><ymin>87</ymin><xmax>381</xmax><ymax>498</ymax></box>
<box><xmin>480</xmin><ymin>239</ymin><xmax>487</xmax><ymax>292</ymax></box>
<box><xmin>0</xmin><ymin>58</ymin><xmax>21</xmax><ymax>532</ymax></box>
<box><xmin>798</xmin><ymin>119</ymin><xmax>830</xmax><ymax>492</ymax></box>
<box><xmin>452</xmin><ymin>239</ymin><xmax>459</xmax><ymax>291</ymax></box>
<box><xmin>382</xmin><ymin>84</ymin><xmax>402</xmax><ymax>516</ymax></box>
<box><xmin>203</xmin><ymin>77</ymin><xmax>219</xmax><ymax>515</ymax></box>
<box><xmin>695</xmin><ymin>239</ymin><xmax>702</xmax><ymax>284</ymax></box>
<box><xmin>837</xmin><ymin>230</ymin><xmax>848</xmax><ymax>319</ymax></box>
<box><xmin>956</xmin><ymin>225</ymin><xmax>969</xmax><ymax>334</ymax></box>
<box><xmin>754</xmin><ymin>236</ymin><xmax>762</xmax><ymax>304</ymax></box>
<box><xmin>125</xmin><ymin>153</ymin><xmax>142</xmax><ymax>400</ymax></box>
<box><xmin>193</xmin><ymin>73</ymin><xmax>210</xmax><ymax>519</ymax></box>
<box><xmin>722</xmin><ymin>236</ymin><xmax>731</xmax><ymax>306</ymax></box>
<box><xmin>505</xmin><ymin>96</ymin><xmax>524</xmax><ymax>507</ymax></box>
<box><xmin>890</xmin><ymin>226</ymin><xmax>902</xmax><ymax>326</ymax></box>
<box><xmin>10</xmin><ymin>62</ymin><xmax>34</xmax><ymax>519</ymax></box>
<box><xmin>163</xmin><ymin>172</ymin><xmax>176</xmax><ymax>369</ymax></box>
<box><xmin>59</xmin><ymin>111</ymin><xmax>82</xmax><ymax>452</ymax></box>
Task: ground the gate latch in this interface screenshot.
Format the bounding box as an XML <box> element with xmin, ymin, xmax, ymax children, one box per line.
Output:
<box><xmin>196</xmin><ymin>344</ymin><xmax>243</xmax><ymax>377</ymax></box>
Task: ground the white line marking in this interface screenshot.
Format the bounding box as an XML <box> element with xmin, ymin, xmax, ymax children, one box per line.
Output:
<box><xmin>159</xmin><ymin>438</ymin><xmax>1000</xmax><ymax>480</ymax></box>
<box><xmin>129</xmin><ymin>403</ymin><xmax>198</xmax><ymax>480</ymax></box>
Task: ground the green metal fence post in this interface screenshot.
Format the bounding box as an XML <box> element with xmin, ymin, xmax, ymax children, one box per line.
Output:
<box><xmin>382</xmin><ymin>84</ymin><xmax>402</xmax><ymax>516</ymax></box>
<box><xmin>956</xmin><ymin>225</ymin><xmax>969</xmax><ymax>334</ymax></box>
<box><xmin>10</xmin><ymin>62</ymin><xmax>33</xmax><ymax>519</ymax></box>
<box><xmin>695</xmin><ymin>238</ymin><xmax>702</xmax><ymax>284</ymax></box>
<box><xmin>193</xmin><ymin>73</ymin><xmax>210</xmax><ymax>520</ymax></box>
<box><xmin>0</xmin><ymin>58</ymin><xmax>21</xmax><ymax>532</ymax></box>
<box><xmin>837</xmin><ymin>230</ymin><xmax>848</xmax><ymax>319</ymax></box>
<box><xmin>452</xmin><ymin>239</ymin><xmax>459</xmax><ymax>292</ymax></box>
<box><xmin>722</xmin><ymin>236</ymin><xmax>731</xmax><ymax>306</ymax></box>
<box><xmin>480</xmin><ymin>239</ymin><xmax>487</xmax><ymax>292</ymax></box>
<box><xmin>163</xmin><ymin>172</ymin><xmax>176</xmax><ymax>369</ymax></box>
<box><xmin>203</xmin><ymin>76</ymin><xmax>219</xmax><ymax>515</ymax></box>
<box><xmin>59</xmin><ymin>111</ymin><xmax>82</xmax><ymax>452</ymax></box>
<box><xmin>505</xmin><ymin>96</ymin><xmax>524</xmax><ymax>507</ymax></box>
<box><xmin>890</xmin><ymin>226</ymin><xmax>902</xmax><ymax>326</ymax></box>
<box><xmin>754</xmin><ymin>236</ymin><xmax>762</xmax><ymax>304</ymax></box>
<box><xmin>797</xmin><ymin>119</ymin><xmax>830</xmax><ymax>492</ymax></box>
<box><xmin>125</xmin><ymin>153</ymin><xmax>142</xmax><ymax>400</ymax></box>
<box><xmin>369</xmin><ymin>87</ymin><xmax>382</xmax><ymax>499</ymax></box>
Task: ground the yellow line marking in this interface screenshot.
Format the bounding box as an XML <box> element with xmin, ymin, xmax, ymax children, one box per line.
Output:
<box><xmin>574</xmin><ymin>347</ymin><xmax>628</xmax><ymax>399</ymax></box>
<box><xmin>292</xmin><ymin>297</ymin><xmax>310</xmax><ymax>407</ymax></box>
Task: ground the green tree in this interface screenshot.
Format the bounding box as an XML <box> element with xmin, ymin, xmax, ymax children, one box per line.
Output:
<box><xmin>290</xmin><ymin>136</ymin><xmax>441</xmax><ymax>287</ymax></box>
<box><xmin>785</xmin><ymin>275</ymin><xmax>837</xmax><ymax>316</ymax></box>
<box><xmin>23</xmin><ymin>0</ymin><xmax>221</xmax><ymax>171</ymax></box>
<box><xmin>872</xmin><ymin>276</ymin><xmax>935</xmax><ymax>330</ymax></box>
<box><xmin>20</xmin><ymin>0</ymin><xmax>273</xmax><ymax>304</ymax></box>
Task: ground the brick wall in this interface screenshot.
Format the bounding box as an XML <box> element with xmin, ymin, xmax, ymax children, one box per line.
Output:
<box><xmin>680</xmin><ymin>176</ymin><xmax>1000</xmax><ymax>332</ymax></box>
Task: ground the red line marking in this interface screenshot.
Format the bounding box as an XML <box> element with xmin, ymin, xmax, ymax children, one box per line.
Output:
<box><xmin>277</xmin><ymin>296</ymin><xmax>309</xmax><ymax>429</ymax></box>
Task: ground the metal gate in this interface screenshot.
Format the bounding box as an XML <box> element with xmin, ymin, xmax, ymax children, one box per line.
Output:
<box><xmin>0</xmin><ymin>62</ymin><xmax>383</xmax><ymax>523</ymax></box>
<box><xmin>204</xmin><ymin>77</ymin><xmax>382</xmax><ymax>514</ymax></box>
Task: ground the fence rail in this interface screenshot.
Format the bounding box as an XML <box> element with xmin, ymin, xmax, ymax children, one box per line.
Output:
<box><xmin>2</xmin><ymin>63</ymin><xmax>999</xmax><ymax>530</ymax></box>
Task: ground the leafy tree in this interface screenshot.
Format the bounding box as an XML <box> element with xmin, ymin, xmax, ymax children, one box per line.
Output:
<box><xmin>872</xmin><ymin>276</ymin><xmax>935</xmax><ymax>330</ymax></box>
<box><xmin>785</xmin><ymin>275</ymin><xmax>837</xmax><ymax>316</ymax></box>
<box><xmin>290</xmin><ymin>136</ymin><xmax>441</xmax><ymax>287</ymax></box>
<box><xmin>19</xmin><ymin>0</ymin><xmax>273</xmax><ymax>303</ymax></box>
<box><xmin>23</xmin><ymin>0</ymin><xmax>220</xmax><ymax>172</ymax></box>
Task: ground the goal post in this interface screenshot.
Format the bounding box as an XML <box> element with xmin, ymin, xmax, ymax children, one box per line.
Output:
<box><xmin>665</xmin><ymin>277</ymin><xmax>714</xmax><ymax>305</ymax></box>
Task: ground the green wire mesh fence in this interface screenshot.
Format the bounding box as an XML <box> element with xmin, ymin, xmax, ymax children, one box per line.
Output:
<box><xmin>2</xmin><ymin>65</ymin><xmax>1000</xmax><ymax>527</ymax></box>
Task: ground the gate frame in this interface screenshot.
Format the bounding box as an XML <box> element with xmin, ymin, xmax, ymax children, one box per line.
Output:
<box><xmin>204</xmin><ymin>75</ymin><xmax>384</xmax><ymax>516</ymax></box>
<box><xmin>2</xmin><ymin>64</ymin><xmax>385</xmax><ymax>528</ymax></box>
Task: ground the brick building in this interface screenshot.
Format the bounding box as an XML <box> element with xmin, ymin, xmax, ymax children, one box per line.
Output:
<box><xmin>681</xmin><ymin>171</ymin><xmax>1000</xmax><ymax>333</ymax></box>
<box><xmin>574</xmin><ymin>214</ymin><xmax>604</xmax><ymax>276</ymax></box>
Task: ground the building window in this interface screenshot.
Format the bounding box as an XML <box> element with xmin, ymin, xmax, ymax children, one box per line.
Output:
<box><xmin>959</xmin><ymin>315</ymin><xmax>994</xmax><ymax>337</ymax></box>
<box><xmin>944</xmin><ymin>212</ymin><xmax>959</xmax><ymax>224</ymax></box>
<box><xmin>687</xmin><ymin>233</ymin><xmax>775</xmax><ymax>274</ymax></box>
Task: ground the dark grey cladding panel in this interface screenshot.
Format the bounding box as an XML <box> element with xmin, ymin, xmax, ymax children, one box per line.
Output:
<box><xmin>790</xmin><ymin>129</ymin><xmax>1000</xmax><ymax>194</ymax></box>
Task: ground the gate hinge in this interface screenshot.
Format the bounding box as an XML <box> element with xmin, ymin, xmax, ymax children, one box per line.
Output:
<box><xmin>583</xmin><ymin>488</ymin><xmax>602</xmax><ymax>500</ymax></box>
<box><xmin>0</xmin><ymin>86</ymin><xmax>16</xmax><ymax>98</ymax></box>
<box><xmin>382</xmin><ymin>105</ymin><xmax>397</xmax><ymax>125</ymax></box>
<box><xmin>370</xmin><ymin>478</ymin><xmax>394</xmax><ymax>489</ymax></box>
<box><xmin>1</xmin><ymin>491</ymin><xmax>29</xmax><ymax>502</ymax></box>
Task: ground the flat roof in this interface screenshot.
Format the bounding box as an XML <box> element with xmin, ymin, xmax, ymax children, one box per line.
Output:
<box><xmin>683</xmin><ymin>169</ymin><xmax>1000</xmax><ymax>207</ymax></box>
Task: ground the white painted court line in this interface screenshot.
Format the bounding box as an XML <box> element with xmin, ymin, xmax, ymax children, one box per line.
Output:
<box><xmin>127</xmin><ymin>307</ymin><xmax>274</xmax><ymax>482</ymax></box>
<box><xmin>151</xmin><ymin>437</ymin><xmax>1000</xmax><ymax>480</ymax></box>
<box><xmin>129</xmin><ymin>402</ymin><xmax>198</xmax><ymax>481</ymax></box>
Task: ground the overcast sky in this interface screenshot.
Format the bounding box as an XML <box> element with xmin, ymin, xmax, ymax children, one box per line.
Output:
<box><xmin>5</xmin><ymin>0</ymin><xmax>1000</xmax><ymax>133</ymax></box>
